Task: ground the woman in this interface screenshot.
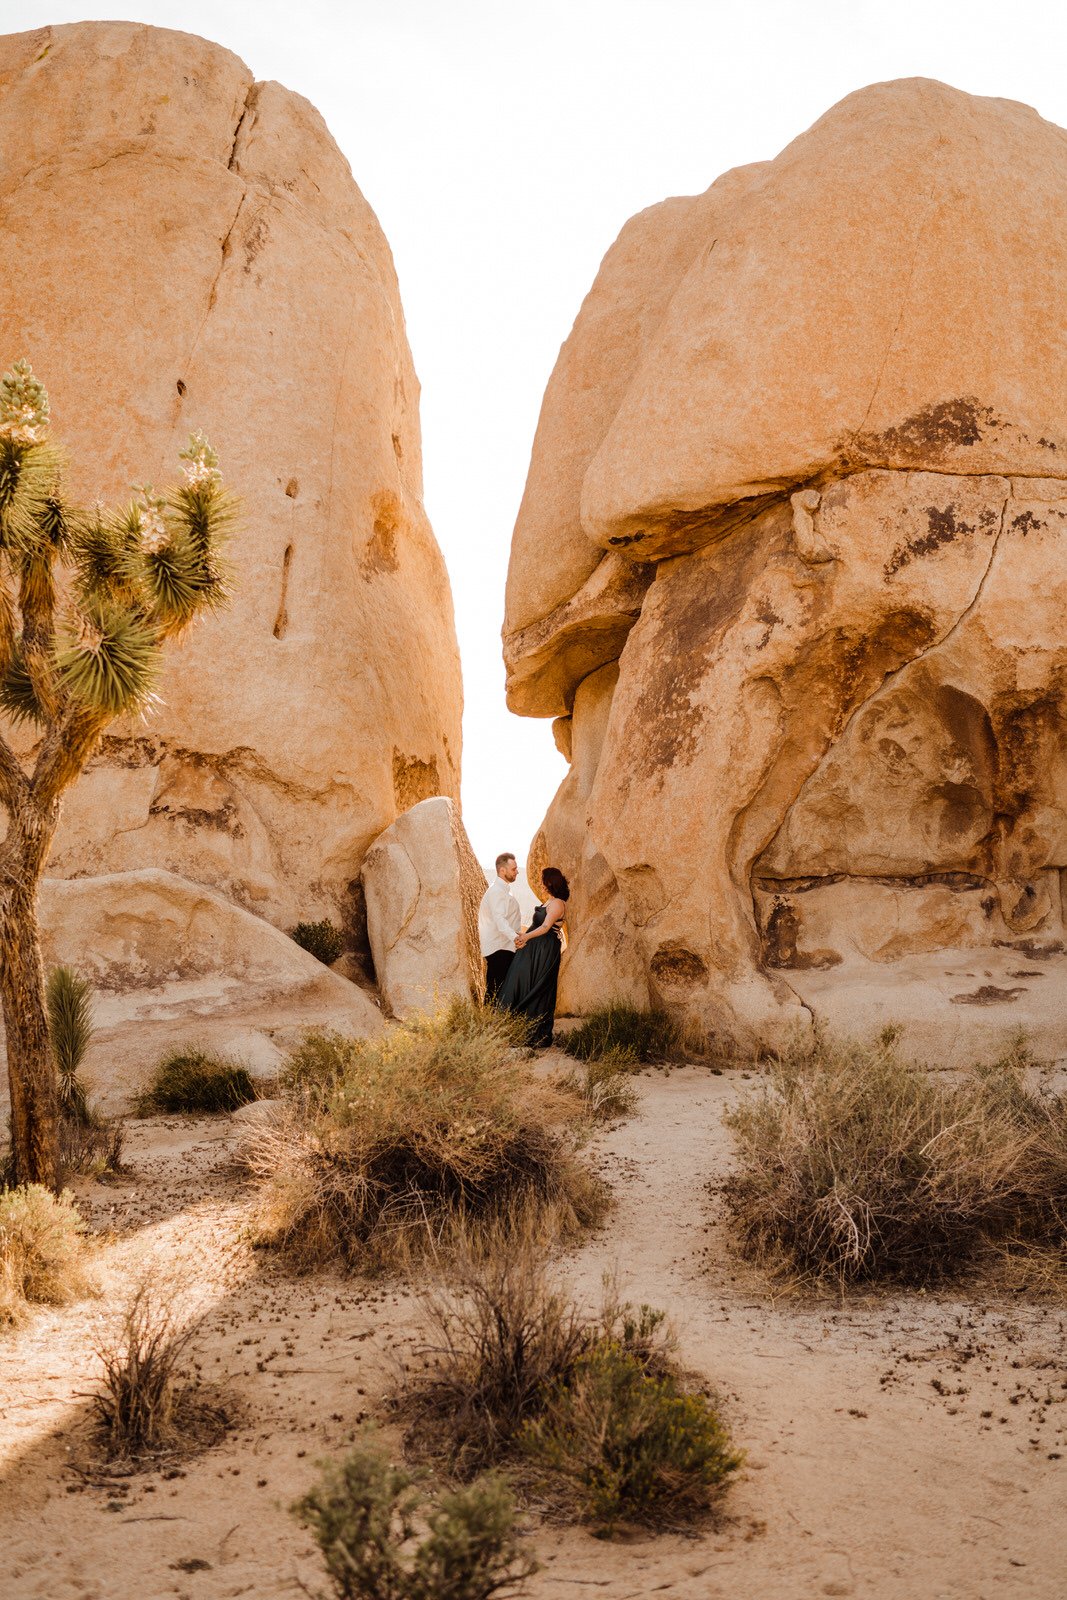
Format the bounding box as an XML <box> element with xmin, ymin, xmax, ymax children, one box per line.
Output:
<box><xmin>496</xmin><ymin>866</ymin><xmax>569</xmax><ymax>1047</ymax></box>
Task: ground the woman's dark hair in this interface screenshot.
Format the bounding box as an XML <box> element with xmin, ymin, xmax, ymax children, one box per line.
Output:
<box><xmin>541</xmin><ymin>866</ymin><xmax>570</xmax><ymax>901</ymax></box>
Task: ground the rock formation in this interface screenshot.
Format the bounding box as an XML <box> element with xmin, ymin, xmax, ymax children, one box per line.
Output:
<box><xmin>506</xmin><ymin>78</ymin><xmax>1067</xmax><ymax>1058</ymax></box>
<box><xmin>0</xmin><ymin>21</ymin><xmax>463</xmax><ymax>937</ymax></box>
<box><xmin>37</xmin><ymin>868</ymin><xmax>383</xmax><ymax>1110</ymax></box>
<box><xmin>362</xmin><ymin>797</ymin><xmax>486</xmax><ymax>1018</ymax></box>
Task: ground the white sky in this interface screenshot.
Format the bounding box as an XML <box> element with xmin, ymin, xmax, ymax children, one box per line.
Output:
<box><xmin>9</xmin><ymin>0</ymin><xmax>1067</xmax><ymax>876</ymax></box>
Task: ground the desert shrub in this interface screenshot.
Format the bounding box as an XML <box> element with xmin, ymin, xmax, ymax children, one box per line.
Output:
<box><xmin>402</xmin><ymin>1235</ymin><xmax>684</xmax><ymax>1486</ymax></box>
<box><xmin>400</xmin><ymin>1236</ymin><xmax>737</xmax><ymax>1534</ymax></box>
<box><xmin>558</xmin><ymin>1048</ymin><xmax>639</xmax><ymax>1122</ymax></box>
<box><xmin>91</xmin><ymin>1280</ymin><xmax>225</xmax><ymax>1460</ymax></box>
<box><xmin>137</xmin><ymin>1049</ymin><xmax>257</xmax><ymax>1115</ymax></box>
<box><xmin>523</xmin><ymin>1343</ymin><xmax>742</xmax><ymax>1534</ymax></box>
<box><xmin>294</xmin><ymin>1427</ymin><xmax>537</xmax><ymax>1600</ymax></box>
<box><xmin>562</xmin><ymin>1004</ymin><xmax>682</xmax><ymax>1066</ymax></box>
<box><xmin>291</xmin><ymin>919</ymin><xmax>345</xmax><ymax>966</ymax></box>
<box><xmin>477</xmin><ymin>1002</ymin><xmax>535</xmax><ymax>1049</ymax></box>
<box><xmin>0</xmin><ymin>1184</ymin><xmax>89</xmax><ymax>1327</ymax></box>
<box><xmin>47</xmin><ymin>965</ymin><xmax>94</xmax><ymax>1122</ymax></box>
<box><xmin>251</xmin><ymin>999</ymin><xmax>603</xmax><ymax>1271</ymax></box>
<box><xmin>723</xmin><ymin>1029</ymin><xmax>1067</xmax><ymax>1287</ymax></box>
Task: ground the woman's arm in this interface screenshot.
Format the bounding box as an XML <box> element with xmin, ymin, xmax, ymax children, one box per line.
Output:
<box><xmin>516</xmin><ymin>899</ymin><xmax>565</xmax><ymax>945</ymax></box>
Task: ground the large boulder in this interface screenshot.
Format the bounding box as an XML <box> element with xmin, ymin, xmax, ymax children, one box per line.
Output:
<box><xmin>0</xmin><ymin>21</ymin><xmax>463</xmax><ymax>936</ymax></box>
<box><xmin>362</xmin><ymin>797</ymin><xmax>486</xmax><ymax>1018</ymax></box>
<box><xmin>505</xmin><ymin>79</ymin><xmax>1067</xmax><ymax>1060</ymax></box>
<box><xmin>0</xmin><ymin>869</ymin><xmax>383</xmax><ymax>1113</ymax></box>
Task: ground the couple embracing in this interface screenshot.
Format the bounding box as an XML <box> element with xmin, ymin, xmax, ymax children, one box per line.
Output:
<box><xmin>478</xmin><ymin>852</ymin><xmax>570</xmax><ymax>1047</ymax></box>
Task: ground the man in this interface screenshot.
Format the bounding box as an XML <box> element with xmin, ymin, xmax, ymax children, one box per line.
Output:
<box><xmin>478</xmin><ymin>851</ymin><xmax>522</xmax><ymax>1001</ymax></box>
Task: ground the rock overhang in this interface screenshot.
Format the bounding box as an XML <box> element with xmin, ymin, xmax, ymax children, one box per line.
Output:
<box><xmin>505</xmin><ymin>75</ymin><xmax>1067</xmax><ymax>720</ymax></box>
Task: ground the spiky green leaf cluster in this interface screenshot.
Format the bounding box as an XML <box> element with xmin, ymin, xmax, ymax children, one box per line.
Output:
<box><xmin>0</xmin><ymin>360</ymin><xmax>234</xmax><ymax>725</ymax></box>
<box><xmin>55</xmin><ymin>602</ymin><xmax>161</xmax><ymax>717</ymax></box>
<box><xmin>46</xmin><ymin>966</ymin><xmax>94</xmax><ymax>1122</ymax></box>
<box><xmin>0</xmin><ymin>648</ymin><xmax>42</xmax><ymax>725</ymax></box>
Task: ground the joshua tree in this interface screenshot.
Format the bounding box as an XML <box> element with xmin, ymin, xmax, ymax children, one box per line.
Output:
<box><xmin>0</xmin><ymin>361</ymin><xmax>233</xmax><ymax>1188</ymax></box>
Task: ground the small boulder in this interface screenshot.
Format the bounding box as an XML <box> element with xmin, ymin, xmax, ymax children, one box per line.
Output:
<box><xmin>362</xmin><ymin>798</ymin><xmax>486</xmax><ymax>1018</ymax></box>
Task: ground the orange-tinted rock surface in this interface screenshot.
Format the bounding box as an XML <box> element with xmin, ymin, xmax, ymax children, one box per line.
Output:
<box><xmin>0</xmin><ymin>21</ymin><xmax>463</xmax><ymax>935</ymax></box>
<box><xmin>507</xmin><ymin>80</ymin><xmax>1067</xmax><ymax>1056</ymax></box>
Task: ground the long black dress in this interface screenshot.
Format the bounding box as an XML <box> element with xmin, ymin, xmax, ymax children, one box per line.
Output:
<box><xmin>497</xmin><ymin>903</ymin><xmax>563</xmax><ymax>1047</ymax></box>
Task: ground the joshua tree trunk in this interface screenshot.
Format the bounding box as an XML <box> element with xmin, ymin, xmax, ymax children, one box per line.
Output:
<box><xmin>1</xmin><ymin>797</ymin><xmax>60</xmax><ymax>1189</ymax></box>
<box><xmin>0</xmin><ymin>359</ymin><xmax>233</xmax><ymax>1189</ymax></box>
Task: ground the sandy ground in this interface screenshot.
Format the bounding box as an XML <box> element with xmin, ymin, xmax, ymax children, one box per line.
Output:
<box><xmin>2</xmin><ymin>1059</ymin><xmax>1065</xmax><ymax>1600</ymax></box>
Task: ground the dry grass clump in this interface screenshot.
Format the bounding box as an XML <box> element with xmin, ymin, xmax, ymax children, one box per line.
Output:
<box><xmin>58</xmin><ymin>1111</ymin><xmax>126</xmax><ymax>1181</ymax></box>
<box><xmin>403</xmin><ymin>1237</ymin><xmax>676</xmax><ymax>1476</ymax></box>
<box><xmin>401</xmin><ymin>1229</ymin><xmax>594</xmax><ymax>1474</ymax></box>
<box><xmin>561</xmin><ymin>1003</ymin><xmax>683</xmax><ymax>1066</ymax></box>
<box><xmin>136</xmin><ymin>1048</ymin><xmax>257</xmax><ymax>1115</ymax></box>
<box><xmin>91</xmin><ymin>1279</ymin><xmax>226</xmax><ymax>1461</ymax></box>
<box><xmin>281</xmin><ymin>1028</ymin><xmax>367</xmax><ymax>1096</ymax></box>
<box><xmin>294</xmin><ymin>1426</ymin><xmax>536</xmax><ymax>1600</ymax></box>
<box><xmin>723</xmin><ymin>1029</ymin><xmax>1067</xmax><ymax>1288</ymax></box>
<box><xmin>557</xmin><ymin>1048</ymin><xmax>639</xmax><ymax>1123</ymax></box>
<box><xmin>251</xmin><ymin>1000</ymin><xmax>604</xmax><ymax>1273</ymax></box>
<box><xmin>0</xmin><ymin>1183</ymin><xmax>90</xmax><ymax>1327</ymax></box>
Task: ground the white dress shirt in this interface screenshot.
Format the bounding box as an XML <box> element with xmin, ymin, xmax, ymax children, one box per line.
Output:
<box><xmin>478</xmin><ymin>874</ymin><xmax>522</xmax><ymax>957</ymax></box>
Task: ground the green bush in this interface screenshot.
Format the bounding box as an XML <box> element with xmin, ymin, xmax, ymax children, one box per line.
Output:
<box><xmin>137</xmin><ymin>1049</ymin><xmax>257</xmax><ymax>1115</ymax></box>
<box><xmin>47</xmin><ymin>965</ymin><xmax>94</xmax><ymax>1123</ymax></box>
<box><xmin>723</xmin><ymin>1030</ymin><xmax>1067</xmax><ymax>1287</ymax></box>
<box><xmin>597</xmin><ymin>1289</ymin><xmax>674</xmax><ymax>1374</ymax></box>
<box><xmin>523</xmin><ymin>1343</ymin><xmax>742</xmax><ymax>1534</ymax></box>
<box><xmin>399</xmin><ymin>1235</ymin><xmax>738</xmax><ymax>1535</ymax></box>
<box><xmin>294</xmin><ymin>1427</ymin><xmax>537</xmax><ymax>1600</ymax></box>
<box><xmin>291</xmin><ymin>919</ymin><xmax>345</xmax><ymax>966</ymax></box>
<box><xmin>252</xmin><ymin>999</ymin><xmax>602</xmax><ymax>1271</ymax></box>
<box><xmin>0</xmin><ymin>1184</ymin><xmax>89</xmax><ymax>1327</ymax></box>
<box><xmin>562</xmin><ymin>1004</ymin><xmax>682</xmax><ymax>1066</ymax></box>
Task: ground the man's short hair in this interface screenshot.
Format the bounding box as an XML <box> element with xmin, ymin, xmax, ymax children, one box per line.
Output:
<box><xmin>495</xmin><ymin>852</ymin><xmax>516</xmax><ymax>872</ymax></box>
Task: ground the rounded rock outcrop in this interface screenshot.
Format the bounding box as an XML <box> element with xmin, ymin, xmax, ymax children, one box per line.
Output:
<box><xmin>506</xmin><ymin>79</ymin><xmax>1067</xmax><ymax>1058</ymax></box>
<box><xmin>0</xmin><ymin>21</ymin><xmax>463</xmax><ymax>934</ymax></box>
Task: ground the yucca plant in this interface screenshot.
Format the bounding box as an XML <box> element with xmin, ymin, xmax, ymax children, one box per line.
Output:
<box><xmin>46</xmin><ymin>964</ymin><xmax>94</xmax><ymax>1122</ymax></box>
<box><xmin>0</xmin><ymin>360</ymin><xmax>234</xmax><ymax>1189</ymax></box>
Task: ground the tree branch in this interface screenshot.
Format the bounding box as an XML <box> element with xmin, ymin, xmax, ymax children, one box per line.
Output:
<box><xmin>31</xmin><ymin>703</ymin><xmax>107</xmax><ymax>809</ymax></box>
<box><xmin>0</xmin><ymin>726</ymin><xmax>28</xmax><ymax>809</ymax></box>
<box><xmin>19</xmin><ymin>561</ymin><xmax>63</xmax><ymax>724</ymax></box>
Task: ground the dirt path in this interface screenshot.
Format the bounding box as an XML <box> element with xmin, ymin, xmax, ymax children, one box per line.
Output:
<box><xmin>2</xmin><ymin>1062</ymin><xmax>1064</xmax><ymax>1599</ymax></box>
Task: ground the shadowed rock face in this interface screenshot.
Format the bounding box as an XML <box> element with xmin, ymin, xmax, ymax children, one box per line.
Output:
<box><xmin>505</xmin><ymin>78</ymin><xmax>1067</xmax><ymax>1056</ymax></box>
<box><xmin>0</xmin><ymin>21</ymin><xmax>463</xmax><ymax>933</ymax></box>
